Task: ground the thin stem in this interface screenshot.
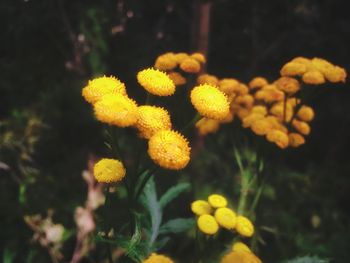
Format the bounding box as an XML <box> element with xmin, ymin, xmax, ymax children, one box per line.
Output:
<box><xmin>145</xmin><ymin>93</ymin><xmax>154</xmax><ymax>105</ymax></box>
<box><xmin>182</xmin><ymin>113</ymin><xmax>201</xmax><ymax>133</ymax></box>
<box><xmin>133</xmin><ymin>167</ymin><xmax>159</xmax><ymax>201</ymax></box>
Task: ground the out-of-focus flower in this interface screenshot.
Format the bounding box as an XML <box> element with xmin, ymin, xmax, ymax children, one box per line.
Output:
<box><xmin>275</xmin><ymin>77</ymin><xmax>300</xmax><ymax>95</ymax></box>
<box><xmin>232</xmin><ymin>242</ymin><xmax>251</xmax><ymax>253</ymax></box>
<box><xmin>137</xmin><ymin>68</ymin><xmax>175</xmax><ymax>96</ymax></box>
<box><xmin>266</xmin><ymin>129</ymin><xmax>289</xmax><ymax>149</ymax></box>
<box><xmin>45</xmin><ymin>224</ymin><xmax>64</xmax><ymax>243</ymax></box>
<box><xmin>93</xmin><ymin>158</ymin><xmax>126</xmax><ymax>183</ymax></box>
<box><xmin>168</xmin><ymin>72</ymin><xmax>186</xmax><ymax>85</ymax></box>
<box><xmin>191</xmin><ymin>52</ymin><xmax>206</xmax><ymax>63</ymax></box>
<box><xmin>143</xmin><ymin>253</ymin><xmax>174</xmax><ymax>263</ymax></box>
<box><xmin>251</xmin><ymin>118</ymin><xmax>272</xmax><ymax>136</ymax></box>
<box><xmin>180</xmin><ymin>57</ymin><xmax>201</xmax><ymax>73</ymax></box>
<box><xmin>236</xmin><ymin>215</ymin><xmax>254</xmax><ymax>237</ymax></box>
<box><xmin>208</xmin><ymin>194</ymin><xmax>228</xmax><ymax>208</ymax></box>
<box><xmin>197</xmin><ymin>214</ymin><xmax>219</xmax><ymax>235</ymax></box>
<box><xmin>148</xmin><ymin>130</ymin><xmax>190</xmax><ymax>170</ymax></box>
<box><xmin>191</xmin><ymin>200</ymin><xmax>213</xmax><ymax>216</ymax></box>
<box><xmin>174</xmin><ymin>52</ymin><xmax>189</xmax><ymax>64</ymax></box>
<box><xmin>221</xmin><ymin>250</ymin><xmax>262</xmax><ymax>263</ymax></box>
<box><xmin>292</xmin><ymin>120</ymin><xmax>311</xmax><ymax>135</ymax></box>
<box><xmin>197</xmin><ymin>74</ymin><xmax>219</xmax><ymax>86</ymax></box>
<box><xmin>154</xmin><ymin>53</ymin><xmax>177</xmax><ymax>71</ymax></box>
<box><xmin>195</xmin><ymin>117</ymin><xmax>220</xmax><ymax>136</ymax></box>
<box><xmin>75</xmin><ymin>207</ymin><xmax>95</xmax><ymax>235</ymax></box>
<box><xmin>288</xmin><ymin>133</ymin><xmax>305</xmax><ymax>148</ymax></box>
<box><xmin>302</xmin><ymin>70</ymin><xmax>326</xmax><ymax>85</ymax></box>
<box><xmin>214</xmin><ymin>207</ymin><xmax>237</xmax><ymax>229</ymax></box>
<box><xmin>218</xmin><ymin>78</ymin><xmax>240</xmax><ymax>95</ymax></box>
<box><xmin>297</xmin><ymin>105</ymin><xmax>315</xmax><ymax>122</ymax></box>
<box><xmin>249</xmin><ymin>77</ymin><xmax>268</xmax><ymax>89</ymax></box>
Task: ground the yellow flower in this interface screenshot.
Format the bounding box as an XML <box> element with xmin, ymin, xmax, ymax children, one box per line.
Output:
<box><xmin>249</xmin><ymin>77</ymin><xmax>268</xmax><ymax>89</ymax></box>
<box><xmin>168</xmin><ymin>72</ymin><xmax>186</xmax><ymax>85</ymax></box>
<box><xmin>214</xmin><ymin>207</ymin><xmax>237</xmax><ymax>229</ymax></box>
<box><xmin>266</xmin><ymin>129</ymin><xmax>289</xmax><ymax>149</ymax></box>
<box><xmin>220</xmin><ymin>111</ymin><xmax>234</xmax><ymax>124</ymax></box>
<box><xmin>251</xmin><ymin>105</ymin><xmax>268</xmax><ymax>116</ymax></box>
<box><xmin>218</xmin><ymin>78</ymin><xmax>240</xmax><ymax>95</ymax></box>
<box><xmin>265</xmin><ymin>116</ymin><xmax>288</xmax><ymax>133</ymax></box>
<box><xmin>255</xmin><ymin>85</ymin><xmax>284</xmax><ymax>103</ymax></box>
<box><xmin>251</xmin><ymin>118</ymin><xmax>273</xmax><ymax>136</ymax></box>
<box><xmin>324</xmin><ymin>66</ymin><xmax>347</xmax><ymax>83</ymax></box>
<box><xmin>154</xmin><ymin>53</ymin><xmax>177</xmax><ymax>71</ymax></box>
<box><xmin>274</xmin><ymin>77</ymin><xmax>300</xmax><ymax>95</ymax></box>
<box><xmin>148</xmin><ymin>130</ymin><xmax>190</xmax><ymax>170</ymax></box>
<box><xmin>195</xmin><ymin>117</ymin><xmax>220</xmax><ymax>136</ymax></box>
<box><xmin>197</xmin><ymin>214</ymin><xmax>219</xmax><ymax>235</ymax></box>
<box><xmin>221</xmin><ymin>251</ymin><xmax>262</xmax><ymax>263</ymax></box>
<box><xmin>235</xmin><ymin>95</ymin><xmax>254</xmax><ymax>108</ymax></box>
<box><xmin>302</xmin><ymin>70</ymin><xmax>326</xmax><ymax>85</ymax></box>
<box><xmin>288</xmin><ymin>133</ymin><xmax>305</xmax><ymax>148</ymax></box>
<box><xmin>236</xmin><ymin>107</ymin><xmax>250</xmax><ymax>120</ymax></box>
<box><xmin>280</xmin><ymin>62</ymin><xmax>307</xmax><ymax>76</ymax></box>
<box><xmin>174</xmin><ymin>52</ymin><xmax>190</xmax><ymax>63</ymax></box>
<box><xmin>208</xmin><ymin>194</ymin><xmax>228</xmax><ymax>208</ymax></box>
<box><xmin>292</xmin><ymin>120</ymin><xmax>311</xmax><ymax>135</ymax></box>
<box><xmin>94</xmin><ymin>94</ymin><xmax>138</xmax><ymax>127</ymax></box>
<box><xmin>143</xmin><ymin>253</ymin><xmax>174</xmax><ymax>263</ymax></box>
<box><xmin>297</xmin><ymin>106</ymin><xmax>315</xmax><ymax>122</ymax></box>
<box><xmin>137</xmin><ymin>68</ymin><xmax>175</xmax><ymax>96</ymax></box>
<box><xmin>191</xmin><ymin>200</ymin><xmax>213</xmax><ymax>216</ymax></box>
<box><xmin>236</xmin><ymin>215</ymin><xmax>254</xmax><ymax>237</ymax></box>
<box><xmin>236</xmin><ymin>83</ymin><xmax>250</xmax><ymax>95</ymax></box>
<box><xmin>242</xmin><ymin>113</ymin><xmax>265</xmax><ymax>128</ymax></box>
<box><xmin>197</xmin><ymin>74</ymin><xmax>219</xmax><ymax>86</ymax></box>
<box><xmin>190</xmin><ymin>84</ymin><xmax>230</xmax><ymax>120</ymax></box>
<box><xmin>270</xmin><ymin>102</ymin><xmax>294</xmax><ymax>122</ymax></box>
<box><xmin>82</xmin><ymin>76</ymin><xmax>127</xmax><ymax>104</ymax></box>
<box><xmin>180</xmin><ymin>58</ymin><xmax>201</xmax><ymax>73</ymax></box>
<box><xmin>135</xmin><ymin>105</ymin><xmax>172</xmax><ymax>139</ymax></box>
<box><xmin>93</xmin><ymin>158</ymin><xmax>126</xmax><ymax>183</ymax></box>
<box><xmin>191</xmin><ymin>52</ymin><xmax>206</xmax><ymax>63</ymax></box>
<box><xmin>232</xmin><ymin>242</ymin><xmax>251</xmax><ymax>253</ymax></box>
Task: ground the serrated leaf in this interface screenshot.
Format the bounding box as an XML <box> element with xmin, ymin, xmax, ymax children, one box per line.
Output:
<box><xmin>159</xmin><ymin>183</ymin><xmax>190</xmax><ymax>209</ymax></box>
<box><xmin>159</xmin><ymin>218</ymin><xmax>195</xmax><ymax>235</ymax></box>
<box><xmin>283</xmin><ymin>256</ymin><xmax>330</xmax><ymax>263</ymax></box>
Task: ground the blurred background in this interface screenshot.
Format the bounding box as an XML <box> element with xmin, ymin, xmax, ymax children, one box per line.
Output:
<box><xmin>1</xmin><ymin>0</ymin><xmax>349</xmax><ymax>262</ymax></box>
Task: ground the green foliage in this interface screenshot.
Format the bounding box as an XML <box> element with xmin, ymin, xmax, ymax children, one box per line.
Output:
<box><xmin>283</xmin><ymin>256</ymin><xmax>330</xmax><ymax>263</ymax></box>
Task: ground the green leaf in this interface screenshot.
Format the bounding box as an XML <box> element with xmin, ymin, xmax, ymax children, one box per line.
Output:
<box><xmin>283</xmin><ymin>256</ymin><xmax>330</xmax><ymax>263</ymax></box>
<box><xmin>159</xmin><ymin>183</ymin><xmax>190</xmax><ymax>209</ymax></box>
<box><xmin>19</xmin><ymin>184</ymin><xmax>26</xmax><ymax>205</ymax></box>
<box><xmin>3</xmin><ymin>247</ymin><xmax>15</xmax><ymax>263</ymax></box>
<box><xmin>159</xmin><ymin>218</ymin><xmax>195</xmax><ymax>235</ymax></box>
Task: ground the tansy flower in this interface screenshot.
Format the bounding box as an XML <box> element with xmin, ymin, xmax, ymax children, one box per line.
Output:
<box><xmin>218</xmin><ymin>78</ymin><xmax>240</xmax><ymax>95</ymax></box>
<box><xmin>302</xmin><ymin>70</ymin><xmax>326</xmax><ymax>85</ymax></box>
<box><xmin>323</xmin><ymin>66</ymin><xmax>347</xmax><ymax>83</ymax></box>
<box><xmin>154</xmin><ymin>53</ymin><xmax>177</xmax><ymax>71</ymax></box>
<box><xmin>242</xmin><ymin>113</ymin><xmax>265</xmax><ymax>128</ymax></box>
<box><xmin>236</xmin><ymin>107</ymin><xmax>251</xmax><ymax>120</ymax></box>
<box><xmin>174</xmin><ymin>52</ymin><xmax>190</xmax><ymax>63</ymax></box>
<box><xmin>280</xmin><ymin>61</ymin><xmax>307</xmax><ymax>76</ymax></box>
<box><xmin>236</xmin><ymin>83</ymin><xmax>250</xmax><ymax>96</ymax></box>
<box><xmin>255</xmin><ymin>85</ymin><xmax>285</xmax><ymax>103</ymax></box>
<box><xmin>135</xmin><ymin>105</ymin><xmax>172</xmax><ymax>139</ymax></box>
<box><xmin>197</xmin><ymin>74</ymin><xmax>219</xmax><ymax>86</ymax></box>
<box><xmin>195</xmin><ymin>117</ymin><xmax>220</xmax><ymax>136</ymax></box>
<box><xmin>270</xmin><ymin>102</ymin><xmax>294</xmax><ymax>122</ymax></box>
<box><xmin>249</xmin><ymin>77</ymin><xmax>268</xmax><ymax>89</ymax></box>
<box><xmin>197</xmin><ymin>214</ymin><xmax>219</xmax><ymax>235</ymax></box>
<box><xmin>221</xmin><ymin>251</ymin><xmax>262</xmax><ymax>263</ymax></box>
<box><xmin>214</xmin><ymin>207</ymin><xmax>237</xmax><ymax>229</ymax></box>
<box><xmin>266</xmin><ymin>129</ymin><xmax>289</xmax><ymax>149</ymax></box>
<box><xmin>251</xmin><ymin>118</ymin><xmax>272</xmax><ymax>136</ymax></box>
<box><xmin>137</xmin><ymin>68</ymin><xmax>175</xmax><ymax>96</ymax></box>
<box><xmin>292</xmin><ymin>120</ymin><xmax>311</xmax><ymax>135</ymax></box>
<box><xmin>93</xmin><ymin>158</ymin><xmax>126</xmax><ymax>183</ymax></box>
<box><xmin>235</xmin><ymin>95</ymin><xmax>254</xmax><ymax>108</ymax></box>
<box><xmin>143</xmin><ymin>253</ymin><xmax>174</xmax><ymax>263</ymax></box>
<box><xmin>274</xmin><ymin>77</ymin><xmax>300</xmax><ymax>95</ymax></box>
<box><xmin>82</xmin><ymin>76</ymin><xmax>126</xmax><ymax>104</ymax></box>
<box><xmin>265</xmin><ymin>116</ymin><xmax>288</xmax><ymax>133</ymax></box>
<box><xmin>297</xmin><ymin>105</ymin><xmax>315</xmax><ymax>122</ymax></box>
<box><xmin>236</xmin><ymin>216</ymin><xmax>254</xmax><ymax>237</ymax></box>
<box><xmin>289</xmin><ymin>133</ymin><xmax>305</xmax><ymax>148</ymax></box>
<box><xmin>191</xmin><ymin>200</ymin><xmax>213</xmax><ymax>216</ymax></box>
<box><xmin>251</xmin><ymin>105</ymin><xmax>268</xmax><ymax>116</ymax></box>
<box><xmin>94</xmin><ymin>94</ymin><xmax>138</xmax><ymax>127</ymax></box>
<box><xmin>148</xmin><ymin>130</ymin><xmax>191</xmax><ymax>170</ymax></box>
<box><xmin>208</xmin><ymin>194</ymin><xmax>228</xmax><ymax>208</ymax></box>
<box><xmin>190</xmin><ymin>52</ymin><xmax>206</xmax><ymax>63</ymax></box>
<box><xmin>190</xmin><ymin>84</ymin><xmax>230</xmax><ymax>120</ymax></box>
<box><xmin>168</xmin><ymin>72</ymin><xmax>186</xmax><ymax>85</ymax></box>
<box><xmin>232</xmin><ymin>242</ymin><xmax>251</xmax><ymax>253</ymax></box>
<box><xmin>220</xmin><ymin>111</ymin><xmax>234</xmax><ymax>124</ymax></box>
<box><xmin>180</xmin><ymin>57</ymin><xmax>201</xmax><ymax>73</ymax></box>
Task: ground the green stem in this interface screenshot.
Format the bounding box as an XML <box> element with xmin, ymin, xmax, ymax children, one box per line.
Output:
<box><xmin>133</xmin><ymin>167</ymin><xmax>158</xmax><ymax>201</ymax></box>
<box><xmin>182</xmin><ymin>113</ymin><xmax>201</xmax><ymax>133</ymax></box>
<box><xmin>145</xmin><ymin>93</ymin><xmax>154</xmax><ymax>105</ymax></box>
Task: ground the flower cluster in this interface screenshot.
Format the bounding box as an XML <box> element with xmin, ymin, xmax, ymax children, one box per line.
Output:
<box><xmin>191</xmin><ymin>194</ymin><xmax>254</xmax><ymax>237</ymax></box>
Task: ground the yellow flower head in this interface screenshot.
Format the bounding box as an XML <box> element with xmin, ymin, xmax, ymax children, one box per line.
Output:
<box><xmin>154</xmin><ymin>53</ymin><xmax>177</xmax><ymax>71</ymax></box>
<box><xmin>197</xmin><ymin>74</ymin><xmax>219</xmax><ymax>86</ymax></box>
<box><xmin>148</xmin><ymin>130</ymin><xmax>191</xmax><ymax>170</ymax></box>
<box><xmin>236</xmin><ymin>215</ymin><xmax>254</xmax><ymax>237</ymax></box>
<box><xmin>249</xmin><ymin>77</ymin><xmax>268</xmax><ymax>89</ymax></box>
<box><xmin>280</xmin><ymin>62</ymin><xmax>307</xmax><ymax>76</ymax></box>
<box><xmin>324</xmin><ymin>66</ymin><xmax>347</xmax><ymax>83</ymax></box>
<box><xmin>197</xmin><ymin>214</ymin><xmax>219</xmax><ymax>235</ymax></box>
<box><xmin>220</xmin><ymin>111</ymin><xmax>234</xmax><ymax>124</ymax></box>
<box><xmin>190</xmin><ymin>84</ymin><xmax>230</xmax><ymax>120</ymax></box>
<box><xmin>196</xmin><ymin>117</ymin><xmax>220</xmax><ymax>136</ymax></box>
<box><xmin>242</xmin><ymin>113</ymin><xmax>265</xmax><ymax>128</ymax></box>
<box><xmin>292</xmin><ymin>120</ymin><xmax>311</xmax><ymax>135</ymax></box>
<box><xmin>235</xmin><ymin>95</ymin><xmax>254</xmax><ymax>109</ymax></box>
<box><xmin>174</xmin><ymin>52</ymin><xmax>190</xmax><ymax>64</ymax></box>
<box><xmin>236</xmin><ymin>83</ymin><xmax>250</xmax><ymax>95</ymax></box>
<box><xmin>255</xmin><ymin>85</ymin><xmax>285</xmax><ymax>103</ymax></box>
<box><xmin>82</xmin><ymin>76</ymin><xmax>127</xmax><ymax>104</ymax></box>
<box><xmin>266</xmin><ymin>129</ymin><xmax>289</xmax><ymax>149</ymax></box>
<box><xmin>275</xmin><ymin>77</ymin><xmax>300</xmax><ymax>95</ymax></box>
<box><xmin>265</xmin><ymin>116</ymin><xmax>288</xmax><ymax>133</ymax></box>
<box><xmin>288</xmin><ymin>133</ymin><xmax>305</xmax><ymax>148</ymax></box>
<box><xmin>137</xmin><ymin>68</ymin><xmax>175</xmax><ymax>96</ymax></box>
<box><xmin>191</xmin><ymin>200</ymin><xmax>213</xmax><ymax>216</ymax></box>
<box><xmin>251</xmin><ymin>118</ymin><xmax>273</xmax><ymax>136</ymax></box>
<box><xmin>214</xmin><ymin>207</ymin><xmax>237</xmax><ymax>229</ymax></box>
<box><xmin>208</xmin><ymin>194</ymin><xmax>228</xmax><ymax>208</ymax></box>
<box><xmin>236</xmin><ymin>107</ymin><xmax>251</xmax><ymax>120</ymax></box>
<box><xmin>191</xmin><ymin>52</ymin><xmax>206</xmax><ymax>63</ymax></box>
<box><xmin>221</xmin><ymin>251</ymin><xmax>262</xmax><ymax>263</ymax></box>
<box><xmin>302</xmin><ymin>70</ymin><xmax>326</xmax><ymax>85</ymax></box>
<box><xmin>270</xmin><ymin>102</ymin><xmax>294</xmax><ymax>122</ymax></box>
<box><xmin>94</xmin><ymin>94</ymin><xmax>138</xmax><ymax>127</ymax></box>
<box><xmin>297</xmin><ymin>105</ymin><xmax>315</xmax><ymax>122</ymax></box>
<box><xmin>232</xmin><ymin>242</ymin><xmax>251</xmax><ymax>253</ymax></box>
<box><xmin>251</xmin><ymin>105</ymin><xmax>268</xmax><ymax>116</ymax></box>
<box><xmin>218</xmin><ymin>78</ymin><xmax>240</xmax><ymax>95</ymax></box>
<box><xmin>135</xmin><ymin>105</ymin><xmax>172</xmax><ymax>139</ymax></box>
<box><xmin>168</xmin><ymin>72</ymin><xmax>186</xmax><ymax>85</ymax></box>
<box><xmin>143</xmin><ymin>253</ymin><xmax>174</xmax><ymax>263</ymax></box>
<box><xmin>180</xmin><ymin>58</ymin><xmax>201</xmax><ymax>73</ymax></box>
<box><xmin>93</xmin><ymin>158</ymin><xmax>126</xmax><ymax>183</ymax></box>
